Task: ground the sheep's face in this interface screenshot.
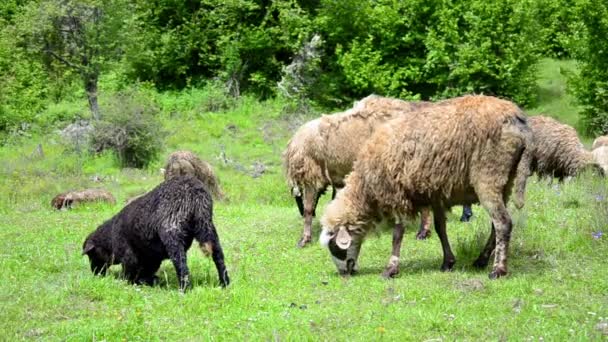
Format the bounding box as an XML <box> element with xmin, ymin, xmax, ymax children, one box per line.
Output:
<box><xmin>82</xmin><ymin>239</ymin><xmax>112</xmax><ymax>276</ymax></box>
<box><xmin>320</xmin><ymin>226</ymin><xmax>362</xmax><ymax>276</ymax></box>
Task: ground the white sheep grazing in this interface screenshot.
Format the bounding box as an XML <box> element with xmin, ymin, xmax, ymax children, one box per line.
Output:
<box><xmin>320</xmin><ymin>95</ymin><xmax>532</xmax><ymax>280</ymax></box>
<box><xmin>283</xmin><ymin>95</ymin><xmax>433</xmax><ymax>247</ymax></box>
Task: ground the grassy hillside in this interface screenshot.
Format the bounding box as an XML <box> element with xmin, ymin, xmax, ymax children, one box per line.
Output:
<box><xmin>1</xmin><ymin>59</ymin><xmax>607</xmax><ymax>340</ymax></box>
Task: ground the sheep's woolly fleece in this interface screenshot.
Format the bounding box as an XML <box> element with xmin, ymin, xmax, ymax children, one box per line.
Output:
<box><xmin>283</xmin><ymin>95</ymin><xmax>431</xmax><ymax>193</ymax></box>
<box><xmin>321</xmin><ymin>94</ymin><xmax>530</xmax><ymax>236</ymax></box>
<box><xmin>51</xmin><ymin>188</ymin><xmax>116</xmax><ymax>209</ymax></box>
<box><xmin>164</xmin><ymin>150</ymin><xmax>224</xmax><ymax>200</ymax></box>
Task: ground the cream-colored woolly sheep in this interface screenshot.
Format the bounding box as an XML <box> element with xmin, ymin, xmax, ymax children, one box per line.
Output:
<box><xmin>164</xmin><ymin>150</ymin><xmax>224</xmax><ymax>200</ymax></box>
<box><xmin>592</xmin><ymin>146</ymin><xmax>608</xmax><ymax>175</ymax></box>
<box><xmin>592</xmin><ymin>135</ymin><xmax>608</xmax><ymax>150</ymax></box>
<box><xmin>319</xmin><ymin>95</ymin><xmax>532</xmax><ymax>280</ymax></box>
<box><xmin>52</xmin><ymin>189</ymin><xmax>116</xmax><ymax>209</ymax></box>
<box><xmin>283</xmin><ymin>95</ymin><xmax>433</xmax><ymax>247</ymax></box>
<box><xmin>513</xmin><ymin>116</ymin><xmax>602</xmax><ymax>208</ymax></box>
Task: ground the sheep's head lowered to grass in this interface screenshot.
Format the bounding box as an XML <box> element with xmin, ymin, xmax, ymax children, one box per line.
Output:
<box><xmin>319</xmin><ymin>188</ymin><xmax>373</xmax><ymax>275</ymax></box>
<box><xmin>82</xmin><ymin>219</ymin><xmax>116</xmax><ymax>276</ymax></box>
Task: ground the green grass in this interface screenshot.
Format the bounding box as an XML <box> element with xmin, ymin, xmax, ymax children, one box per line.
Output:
<box><xmin>1</xmin><ymin>59</ymin><xmax>607</xmax><ymax>340</ymax></box>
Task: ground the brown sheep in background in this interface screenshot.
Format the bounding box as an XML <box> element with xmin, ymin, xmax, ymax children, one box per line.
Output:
<box><xmin>51</xmin><ymin>189</ymin><xmax>116</xmax><ymax>210</ymax></box>
<box><xmin>164</xmin><ymin>150</ymin><xmax>224</xmax><ymax>200</ymax></box>
<box><xmin>319</xmin><ymin>95</ymin><xmax>532</xmax><ymax>280</ymax></box>
<box><xmin>513</xmin><ymin>116</ymin><xmax>603</xmax><ymax>208</ymax></box>
<box><xmin>283</xmin><ymin>95</ymin><xmax>433</xmax><ymax>247</ymax></box>
<box><xmin>592</xmin><ymin>135</ymin><xmax>608</xmax><ymax>150</ymax></box>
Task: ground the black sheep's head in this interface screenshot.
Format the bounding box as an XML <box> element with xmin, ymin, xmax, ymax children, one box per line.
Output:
<box><xmin>82</xmin><ymin>238</ymin><xmax>112</xmax><ymax>276</ymax></box>
<box><xmin>319</xmin><ymin>225</ymin><xmax>363</xmax><ymax>276</ymax></box>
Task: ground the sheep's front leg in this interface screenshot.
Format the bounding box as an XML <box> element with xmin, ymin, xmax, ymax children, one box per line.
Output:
<box><xmin>415</xmin><ymin>207</ymin><xmax>432</xmax><ymax>240</ymax></box>
<box><xmin>433</xmin><ymin>207</ymin><xmax>456</xmax><ymax>271</ymax></box>
<box><xmin>382</xmin><ymin>222</ymin><xmax>405</xmax><ymax>278</ymax></box>
<box><xmin>160</xmin><ymin>231</ymin><xmax>190</xmax><ymax>291</ymax></box>
<box><xmin>297</xmin><ymin>187</ymin><xmax>317</xmax><ymax>248</ymax></box>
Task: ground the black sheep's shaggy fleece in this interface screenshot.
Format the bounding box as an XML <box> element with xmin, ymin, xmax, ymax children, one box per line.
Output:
<box><xmin>82</xmin><ymin>175</ymin><xmax>229</xmax><ymax>290</ymax></box>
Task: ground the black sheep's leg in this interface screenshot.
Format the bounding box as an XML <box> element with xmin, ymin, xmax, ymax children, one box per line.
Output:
<box><xmin>433</xmin><ymin>206</ymin><xmax>456</xmax><ymax>271</ymax></box>
<box><xmin>312</xmin><ymin>189</ymin><xmax>324</xmax><ymax>217</ymax></box>
<box><xmin>332</xmin><ymin>185</ymin><xmax>338</xmax><ymax>200</ymax></box>
<box><xmin>159</xmin><ymin>230</ymin><xmax>190</xmax><ymax>291</ymax></box>
<box><xmin>460</xmin><ymin>204</ymin><xmax>473</xmax><ymax>222</ymax></box>
<box><xmin>204</xmin><ymin>225</ymin><xmax>230</xmax><ymax>287</ymax></box>
<box><xmin>121</xmin><ymin>247</ymin><xmax>142</xmax><ymax>284</ymax></box>
<box><xmin>137</xmin><ymin>260</ymin><xmax>162</xmax><ymax>286</ymax></box>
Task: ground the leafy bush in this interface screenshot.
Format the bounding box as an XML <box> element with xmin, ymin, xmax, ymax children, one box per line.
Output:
<box><xmin>568</xmin><ymin>0</ymin><xmax>608</xmax><ymax>135</ymax></box>
<box><xmin>90</xmin><ymin>90</ymin><xmax>164</xmax><ymax>168</ymax></box>
<box><xmin>530</xmin><ymin>0</ymin><xmax>579</xmax><ymax>58</ymax></box>
<box><xmin>327</xmin><ymin>0</ymin><xmax>541</xmax><ymax>105</ymax></box>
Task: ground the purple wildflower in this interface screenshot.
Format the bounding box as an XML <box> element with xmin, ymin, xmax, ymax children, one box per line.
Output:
<box><xmin>592</xmin><ymin>231</ymin><xmax>603</xmax><ymax>239</ymax></box>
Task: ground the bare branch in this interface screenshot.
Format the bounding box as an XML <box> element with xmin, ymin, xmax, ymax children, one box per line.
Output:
<box><xmin>45</xmin><ymin>48</ymin><xmax>84</xmax><ymax>72</ymax></box>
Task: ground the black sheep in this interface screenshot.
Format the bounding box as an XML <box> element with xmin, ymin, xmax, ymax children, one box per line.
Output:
<box><xmin>82</xmin><ymin>175</ymin><xmax>230</xmax><ymax>290</ymax></box>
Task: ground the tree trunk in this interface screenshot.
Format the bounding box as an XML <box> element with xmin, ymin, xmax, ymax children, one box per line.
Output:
<box><xmin>84</xmin><ymin>74</ymin><xmax>101</xmax><ymax>120</ymax></box>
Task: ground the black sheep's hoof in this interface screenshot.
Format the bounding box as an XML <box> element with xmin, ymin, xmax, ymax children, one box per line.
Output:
<box><xmin>416</xmin><ymin>229</ymin><xmax>431</xmax><ymax>240</ymax></box>
<box><xmin>460</xmin><ymin>214</ymin><xmax>473</xmax><ymax>222</ymax></box>
<box><xmin>440</xmin><ymin>260</ymin><xmax>455</xmax><ymax>272</ymax></box>
<box><xmin>488</xmin><ymin>268</ymin><xmax>507</xmax><ymax>279</ymax></box>
<box><xmin>472</xmin><ymin>257</ymin><xmax>489</xmax><ymax>269</ymax></box>
<box><xmin>297</xmin><ymin>237</ymin><xmax>311</xmax><ymax>248</ymax></box>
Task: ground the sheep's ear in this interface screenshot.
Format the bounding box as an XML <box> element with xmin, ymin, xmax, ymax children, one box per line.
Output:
<box><xmin>336</xmin><ymin>227</ymin><xmax>352</xmax><ymax>250</ymax></box>
<box><xmin>82</xmin><ymin>241</ymin><xmax>95</xmax><ymax>255</ymax></box>
<box><xmin>319</xmin><ymin>228</ymin><xmax>334</xmax><ymax>246</ymax></box>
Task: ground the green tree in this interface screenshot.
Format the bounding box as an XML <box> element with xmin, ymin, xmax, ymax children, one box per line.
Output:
<box><xmin>568</xmin><ymin>0</ymin><xmax>608</xmax><ymax>135</ymax></box>
<box><xmin>17</xmin><ymin>0</ymin><xmax>128</xmax><ymax>120</ymax></box>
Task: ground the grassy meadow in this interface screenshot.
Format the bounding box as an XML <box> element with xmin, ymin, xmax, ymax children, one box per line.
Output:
<box><xmin>1</xmin><ymin>59</ymin><xmax>608</xmax><ymax>340</ymax></box>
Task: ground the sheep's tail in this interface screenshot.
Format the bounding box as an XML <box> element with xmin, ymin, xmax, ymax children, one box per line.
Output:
<box><xmin>512</xmin><ymin>112</ymin><xmax>534</xmax><ymax>209</ymax></box>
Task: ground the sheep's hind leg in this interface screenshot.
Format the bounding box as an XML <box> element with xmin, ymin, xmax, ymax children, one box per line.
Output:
<box><xmin>198</xmin><ymin>224</ymin><xmax>230</xmax><ymax>287</ymax></box>
<box><xmin>473</xmin><ymin>224</ymin><xmax>496</xmax><ymax>269</ymax></box>
<box><xmin>415</xmin><ymin>207</ymin><xmax>432</xmax><ymax>239</ymax></box>
<box><xmin>160</xmin><ymin>230</ymin><xmax>191</xmax><ymax>291</ymax></box>
<box><xmin>297</xmin><ymin>187</ymin><xmax>317</xmax><ymax>248</ymax></box>
<box><xmin>433</xmin><ymin>207</ymin><xmax>456</xmax><ymax>271</ymax></box>
<box><xmin>478</xmin><ymin>197</ymin><xmax>512</xmax><ymax>279</ymax></box>
<box><xmin>382</xmin><ymin>222</ymin><xmax>405</xmax><ymax>278</ymax></box>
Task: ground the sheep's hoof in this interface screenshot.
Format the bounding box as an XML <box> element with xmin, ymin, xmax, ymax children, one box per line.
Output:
<box><xmin>472</xmin><ymin>257</ymin><xmax>489</xmax><ymax>269</ymax></box>
<box><xmin>297</xmin><ymin>237</ymin><xmax>311</xmax><ymax>248</ymax></box>
<box><xmin>415</xmin><ymin>229</ymin><xmax>431</xmax><ymax>240</ymax></box>
<box><xmin>381</xmin><ymin>266</ymin><xmax>399</xmax><ymax>279</ymax></box>
<box><xmin>459</xmin><ymin>214</ymin><xmax>473</xmax><ymax>222</ymax></box>
<box><xmin>488</xmin><ymin>268</ymin><xmax>507</xmax><ymax>279</ymax></box>
<box><xmin>440</xmin><ymin>260</ymin><xmax>455</xmax><ymax>272</ymax></box>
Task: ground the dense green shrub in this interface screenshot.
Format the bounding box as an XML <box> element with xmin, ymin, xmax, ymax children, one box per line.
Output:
<box><xmin>90</xmin><ymin>90</ymin><xmax>165</xmax><ymax>168</ymax></box>
<box><xmin>324</xmin><ymin>0</ymin><xmax>541</xmax><ymax>105</ymax></box>
<box><xmin>124</xmin><ymin>0</ymin><xmax>312</xmax><ymax>98</ymax></box>
<box><xmin>531</xmin><ymin>0</ymin><xmax>579</xmax><ymax>58</ymax></box>
<box><xmin>568</xmin><ymin>0</ymin><xmax>608</xmax><ymax>135</ymax></box>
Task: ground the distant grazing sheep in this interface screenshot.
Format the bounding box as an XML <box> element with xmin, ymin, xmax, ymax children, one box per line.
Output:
<box><xmin>52</xmin><ymin>189</ymin><xmax>116</xmax><ymax>210</ymax></box>
<box><xmin>319</xmin><ymin>95</ymin><xmax>532</xmax><ymax>280</ymax></box>
<box><xmin>82</xmin><ymin>176</ymin><xmax>229</xmax><ymax>290</ymax></box>
<box><xmin>592</xmin><ymin>135</ymin><xmax>608</xmax><ymax>150</ymax></box>
<box><xmin>514</xmin><ymin>116</ymin><xmax>603</xmax><ymax>208</ymax></box>
<box><xmin>283</xmin><ymin>95</ymin><xmax>433</xmax><ymax>247</ymax></box>
<box><xmin>164</xmin><ymin>150</ymin><xmax>224</xmax><ymax>200</ymax></box>
<box><xmin>592</xmin><ymin>146</ymin><xmax>608</xmax><ymax>175</ymax></box>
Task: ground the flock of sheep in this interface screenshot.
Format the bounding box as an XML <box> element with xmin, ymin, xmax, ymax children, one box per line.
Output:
<box><xmin>57</xmin><ymin>94</ymin><xmax>606</xmax><ymax>290</ymax></box>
